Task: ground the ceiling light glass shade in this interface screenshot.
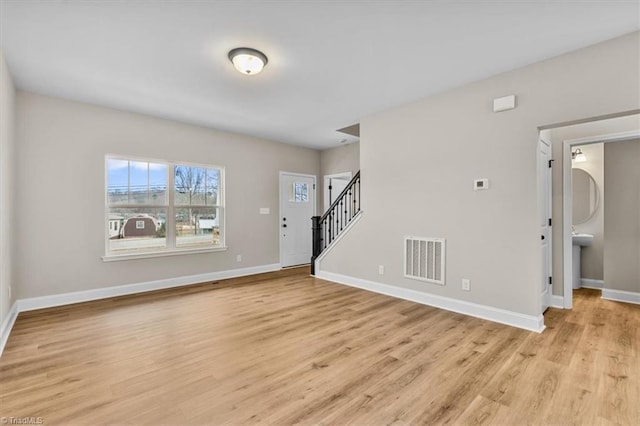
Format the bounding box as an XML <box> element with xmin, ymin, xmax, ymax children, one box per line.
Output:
<box><xmin>228</xmin><ymin>48</ymin><xmax>268</xmax><ymax>75</ymax></box>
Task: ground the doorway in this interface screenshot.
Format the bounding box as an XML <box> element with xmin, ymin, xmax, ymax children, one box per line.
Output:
<box><xmin>323</xmin><ymin>172</ymin><xmax>352</xmax><ymax>212</ymax></box>
<box><xmin>562</xmin><ymin>130</ymin><xmax>640</xmax><ymax>308</ymax></box>
<box><xmin>279</xmin><ymin>172</ymin><xmax>316</xmax><ymax>267</ymax></box>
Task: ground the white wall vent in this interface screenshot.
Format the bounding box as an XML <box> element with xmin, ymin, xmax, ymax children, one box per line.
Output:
<box><xmin>404</xmin><ymin>236</ymin><xmax>446</xmax><ymax>285</ymax></box>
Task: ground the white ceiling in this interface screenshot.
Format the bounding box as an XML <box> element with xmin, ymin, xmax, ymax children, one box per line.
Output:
<box><xmin>1</xmin><ymin>1</ymin><xmax>638</xmax><ymax>149</ymax></box>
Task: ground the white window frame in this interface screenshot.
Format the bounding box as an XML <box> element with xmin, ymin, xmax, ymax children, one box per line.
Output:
<box><xmin>103</xmin><ymin>155</ymin><xmax>226</xmax><ymax>262</ymax></box>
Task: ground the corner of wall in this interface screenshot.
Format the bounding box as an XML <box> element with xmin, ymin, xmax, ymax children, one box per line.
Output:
<box><xmin>0</xmin><ymin>50</ymin><xmax>17</xmax><ymax>329</ymax></box>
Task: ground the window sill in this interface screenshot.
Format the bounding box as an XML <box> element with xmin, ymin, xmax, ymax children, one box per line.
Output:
<box><xmin>102</xmin><ymin>246</ymin><xmax>228</xmax><ymax>262</ymax></box>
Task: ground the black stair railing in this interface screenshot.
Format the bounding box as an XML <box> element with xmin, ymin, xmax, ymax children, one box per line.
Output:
<box><xmin>311</xmin><ymin>171</ymin><xmax>361</xmax><ymax>274</ymax></box>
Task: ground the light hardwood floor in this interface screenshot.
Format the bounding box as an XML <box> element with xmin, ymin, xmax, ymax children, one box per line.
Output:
<box><xmin>1</xmin><ymin>267</ymin><xmax>638</xmax><ymax>425</ymax></box>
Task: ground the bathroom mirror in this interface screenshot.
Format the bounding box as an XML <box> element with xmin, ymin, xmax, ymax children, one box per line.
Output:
<box><xmin>572</xmin><ymin>168</ymin><xmax>599</xmax><ymax>225</ymax></box>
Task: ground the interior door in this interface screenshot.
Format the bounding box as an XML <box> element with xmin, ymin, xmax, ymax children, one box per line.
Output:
<box><xmin>539</xmin><ymin>138</ymin><xmax>553</xmax><ymax>312</ymax></box>
<box><xmin>323</xmin><ymin>172</ymin><xmax>352</xmax><ymax>212</ymax></box>
<box><xmin>280</xmin><ymin>173</ymin><xmax>315</xmax><ymax>267</ymax></box>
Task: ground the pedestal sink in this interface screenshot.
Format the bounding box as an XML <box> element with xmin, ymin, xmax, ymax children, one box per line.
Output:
<box><xmin>572</xmin><ymin>233</ymin><xmax>593</xmax><ymax>289</ymax></box>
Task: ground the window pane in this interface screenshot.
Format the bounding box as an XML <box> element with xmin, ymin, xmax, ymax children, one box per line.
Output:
<box><xmin>149</xmin><ymin>163</ymin><xmax>168</xmax><ymax>204</ymax></box>
<box><xmin>129</xmin><ymin>161</ymin><xmax>149</xmax><ymax>204</ymax></box>
<box><xmin>288</xmin><ymin>182</ymin><xmax>309</xmax><ymax>203</ymax></box>
<box><xmin>174</xmin><ymin>165</ymin><xmax>188</xmax><ymax>205</ymax></box>
<box><xmin>108</xmin><ymin>207</ymin><xmax>167</xmax><ymax>253</ymax></box>
<box><xmin>175</xmin><ymin>165</ymin><xmax>194</xmax><ymax>205</ymax></box>
<box><xmin>175</xmin><ymin>165</ymin><xmax>220</xmax><ymax>206</ymax></box>
<box><xmin>176</xmin><ymin>207</ymin><xmax>220</xmax><ymax>247</ymax></box>
<box><xmin>107</xmin><ymin>159</ymin><xmax>130</xmax><ymax>205</ymax></box>
<box><xmin>191</xmin><ymin>167</ymin><xmax>207</xmax><ymax>205</ymax></box>
<box><xmin>205</xmin><ymin>168</ymin><xmax>220</xmax><ymax>205</ymax></box>
<box><xmin>107</xmin><ymin>159</ymin><xmax>167</xmax><ymax>205</ymax></box>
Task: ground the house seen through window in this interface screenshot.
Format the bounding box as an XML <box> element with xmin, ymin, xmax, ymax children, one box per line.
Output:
<box><xmin>106</xmin><ymin>157</ymin><xmax>224</xmax><ymax>256</ymax></box>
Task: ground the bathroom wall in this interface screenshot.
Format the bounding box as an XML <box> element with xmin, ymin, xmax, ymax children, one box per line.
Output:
<box><xmin>572</xmin><ymin>143</ymin><xmax>604</xmax><ymax>282</ymax></box>
<box><xmin>603</xmin><ymin>138</ymin><xmax>640</xmax><ymax>293</ymax></box>
<box><xmin>548</xmin><ymin>113</ymin><xmax>640</xmax><ymax>295</ymax></box>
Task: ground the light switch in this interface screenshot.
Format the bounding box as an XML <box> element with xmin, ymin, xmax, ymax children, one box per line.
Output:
<box><xmin>259</xmin><ymin>208</ymin><xmax>270</xmax><ymax>215</ymax></box>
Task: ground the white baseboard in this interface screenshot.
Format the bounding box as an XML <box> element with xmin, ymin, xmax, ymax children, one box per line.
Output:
<box><xmin>0</xmin><ymin>263</ymin><xmax>281</xmax><ymax>358</ymax></box>
<box><xmin>581</xmin><ymin>279</ymin><xmax>604</xmax><ymax>290</ymax></box>
<box><xmin>550</xmin><ymin>295</ymin><xmax>564</xmax><ymax>309</ymax></box>
<box><xmin>602</xmin><ymin>288</ymin><xmax>640</xmax><ymax>305</ymax></box>
<box><xmin>0</xmin><ymin>302</ymin><xmax>18</xmax><ymax>357</ymax></box>
<box><xmin>18</xmin><ymin>263</ymin><xmax>281</xmax><ymax>312</ymax></box>
<box><xmin>316</xmin><ymin>271</ymin><xmax>545</xmax><ymax>333</ymax></box>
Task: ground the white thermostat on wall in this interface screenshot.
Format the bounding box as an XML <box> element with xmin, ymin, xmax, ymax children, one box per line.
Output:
<box><xmin>474</xmin><ymin>179</ymin><xmax>489</xmax><ymax>191</ymax></box>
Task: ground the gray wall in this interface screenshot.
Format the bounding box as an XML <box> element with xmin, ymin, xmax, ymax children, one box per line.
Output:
<box><xmin>320</xmin><ymin>142</ymin><xmax>360</xmax><ymax>177</ymax></box>
<box><xmin>548</xmin><ymin>114</ymin><xmax>639</xmax><ymax>294</ymax></box>
<box><xmin>604</xmin><ymin>139</ymin><xmax>640</xmax><ymax>293</ymax></box>
<box><xmin>571</xmin><ymin>143</ymin><xmax>604</xmax><ymax>281</ymax></box>
<box><xmin>319</xmin><ymin>141</ymin><xmax>360</xmax><ymax>211</ymax></box>
<box><xmin>0</xmin><ymin>51</ymin><xmax>16</xmax><ymax>325</ymax></box>
<box><xmin>15</xmin><ymin>92</ymin><xmax>320</xmax><ymax>299</ymax></box>
<box><xmin>319</xmin><ymin>32</ymin><xmax>640</xmax><ymax>317</ymax></box>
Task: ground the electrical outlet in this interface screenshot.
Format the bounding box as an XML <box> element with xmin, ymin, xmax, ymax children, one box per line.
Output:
<box><xmin>462</xmin><ymin>279</ymin><xmax>471</xmax><ymax>291</ymax></box>
<box><xmin>236</xmin><ymin>255</ymin><xmax>242</xmax><ymax>262</ymax></box>
<box><xmin>378</xmin><ymin>265</ymin><xmax>384</xmax><ymax>275</ymax></box>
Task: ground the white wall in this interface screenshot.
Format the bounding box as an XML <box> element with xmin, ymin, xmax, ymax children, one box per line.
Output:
<box><xmin>571</xmin><ymin>143</ymin><xmax>604</xmax><ymax>281</ymax></box>
<box><xmin>604</xmin><ymin>139</ymin><xmax>640</xmax><ymax>293</ymax></box>
<box><xmin>0</xmin><ymin>51</ymin><xmax>16</xmax><ymax>325</ymax></box>
<box><xmin>548</xmin><ymin>114</ymin><xmax>640</xmax><ymax>294</ymax></box>
<box><xmin>15</xmin><ymin>92</ymin><xmax>320</xmax><ymax>299</ymax></box>
<box><xmin>319</xmin><ymin>32</ymin><xmax>640</xmax><ymax>317</ymax></box>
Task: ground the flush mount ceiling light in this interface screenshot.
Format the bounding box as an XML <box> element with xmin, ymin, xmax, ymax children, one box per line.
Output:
<box><xmin>228</xmin><ymin>47</ymin><xmax>268</xmax><ymax>76</ymax></box>
<box><xmin>572</xmin><ymin>148</ymin><xmax>587</xmax><ymax>162</ymax></box>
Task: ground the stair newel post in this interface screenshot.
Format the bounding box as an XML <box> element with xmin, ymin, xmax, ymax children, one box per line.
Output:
<box><xmin>311</xmin><ymin>215</ymin><xmax>322</xmax><ymax>274</ymax></box>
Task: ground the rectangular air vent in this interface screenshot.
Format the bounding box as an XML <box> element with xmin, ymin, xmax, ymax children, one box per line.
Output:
<box><xmin>404</xmin><ymin>236</ymin><xmax>445</xmax><ymax>285</ymax></box>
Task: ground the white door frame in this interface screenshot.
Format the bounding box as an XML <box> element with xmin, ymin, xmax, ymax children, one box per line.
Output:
<box><xmin>562</xmin><ymin>130</ymin><xmax>640</xmax><ymax>309</ymax></box>
<box><xmin>323</xmin><ymin>172</ymin><xmax>352</xmax><ymax>212</ymax></box>
<box><xmin>279</xmin><ymin>171</ymin><xmax>317</xmax><ymax>267</ymax></box>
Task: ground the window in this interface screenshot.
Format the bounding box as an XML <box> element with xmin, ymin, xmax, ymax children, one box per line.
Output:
<box><xmin>106</xmin><ymin>157</ymin><xmax>224</xmax><ymax>258</ymax></box>
<box><xmin>174</xmin><ymin>165</ymin><xmax>221</xmax><ymax>248</ymax></box>
<box><xmin>289</xmin><ymin>182</ymin><xmax>309</xmax><ymax>203</ymax></box>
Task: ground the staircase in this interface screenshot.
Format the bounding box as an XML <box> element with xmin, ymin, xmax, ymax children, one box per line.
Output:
<box><xmin>311</xmin><ymin>171</ymin><xmax>361</xmax><ymax>274</ymax></box>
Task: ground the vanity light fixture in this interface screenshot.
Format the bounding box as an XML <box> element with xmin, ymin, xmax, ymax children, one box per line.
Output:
<box><xmin>572</xmin><ymin>148</ymin><xmax>587</xmax><ymax>162</ymax></box>
<box><xmin>228</xmin><ymin>47</ymin><xmax>268</xmax><ymax>75</ymax></box>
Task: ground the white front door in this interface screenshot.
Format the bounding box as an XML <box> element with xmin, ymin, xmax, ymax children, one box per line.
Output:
<box><xmin>539</xmin><ymin>138</ymin><xmax>553</xmax><ymax>312</ymax></box>
<box><xmin>323</xmin><ymin>172</ymin><xmax>352</xmax><ymax>212</ymax></box>
<box><xmin>280</xmin><ymin>173</ymin><xmax>316</xmax><ymax>267</ymax></box>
